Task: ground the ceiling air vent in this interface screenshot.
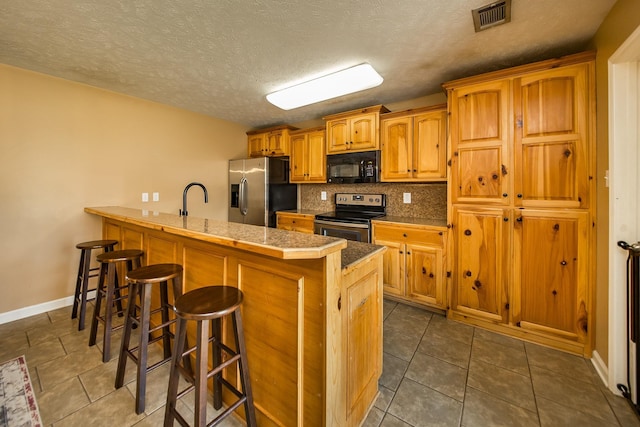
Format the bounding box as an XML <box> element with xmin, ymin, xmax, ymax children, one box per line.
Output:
<box><xmin>472</xmin><ymin>0</ymin><xmax>512</xmax><ymax>32</ymax></box>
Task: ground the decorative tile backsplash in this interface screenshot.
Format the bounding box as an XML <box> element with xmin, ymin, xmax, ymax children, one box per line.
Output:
<box><xmin>299</xmin><ymin>183</ymin><xmax>447</xmax><ymax>220</ymax></box>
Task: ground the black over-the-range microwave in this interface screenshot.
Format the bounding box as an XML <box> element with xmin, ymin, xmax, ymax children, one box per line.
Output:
<box><xmin>326</xmin><ymin>150</ymin><xmax>380</xmax><ymax>184</ymax></box>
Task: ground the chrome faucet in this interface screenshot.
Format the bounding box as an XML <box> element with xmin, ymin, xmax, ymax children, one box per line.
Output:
<box><xmin>180</xmin><ymin>182</ymin><xmax>208</xmax><ymax>216</ymax></box>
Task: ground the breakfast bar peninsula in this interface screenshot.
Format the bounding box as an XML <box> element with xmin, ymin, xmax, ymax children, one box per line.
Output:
<box><xmin>85</xmin><ymin>206</ymin><xmax>384</xmax><ymax>427</ymax></box>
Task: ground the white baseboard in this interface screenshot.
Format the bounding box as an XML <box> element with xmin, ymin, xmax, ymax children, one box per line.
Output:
<box><xmin>0</xmin><ymin>295</ymin><xmax>78</xmax><ymax>325</ymax></box>
<box><xmin>592</xmin><ymin>350</ymin><xmax>614</xmax><ymax>391</ymax></box>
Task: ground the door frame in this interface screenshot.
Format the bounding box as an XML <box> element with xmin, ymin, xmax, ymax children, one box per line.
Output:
<box><xmin>608</xmin><ymin>24</ymin><xmax>640</xmax><ymax>394</ymax></box>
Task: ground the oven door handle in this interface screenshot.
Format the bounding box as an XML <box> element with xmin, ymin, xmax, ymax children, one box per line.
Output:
<box><xmin>314</xmin><ymin>219</ymin><xmax>370</xmax><ymax>229</ymax></box>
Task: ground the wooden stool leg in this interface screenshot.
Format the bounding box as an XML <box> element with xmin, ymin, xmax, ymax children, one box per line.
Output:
<box><xmin>71</xmin><ymin>249</ymin><xmax>87</xmax><ymax>320</ymax></box>
<box><xmin>77</xmin><ymin>249</ymin><xmax>93</xmax><ymax>331</ymax></box>
<box><xmin>233</xmin><ymin>310</ymin><xmax>257</xmax><ymax>427</ymax></box>
<box><xmin>135</xmin><ymin>281</ymin><xmax>152</xmax><ymax>415</ymax></box>
<box><xmin>102</xmin><ymin>263</ymin><xmax>117</xmax><ymax>363</ymax></box>
<box><xmin>195</xmin><ymin>318</ymin><xmax>209</xmax><ymax>427</ymax></box>
<box><xmin>115</xmin><ymin>281</ymin><xmax>138</xmax><ymax>388</ymax></box>
<box><xmin>212</xmin><ymin>318</ymin><xmax>222</xmax><ymax>410</ymax></box>
<box><xmin>164</xmin><ymin>317</ymin><xmax>187</xmax><ymax>427</ymax></box>
<box><xmin>160</xmin><ymin>280</ymin><xmax>171</xmax><ymax>360</ymax></box>
<box><xmin>88</xmin><ymin>263</ymin><xmax>107</xmax><ymax>347</ymax></box>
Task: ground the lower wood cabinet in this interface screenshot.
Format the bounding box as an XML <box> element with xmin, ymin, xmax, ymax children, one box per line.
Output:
<box><xmin>372</xmin><ymin>221</ymin><xmax>447</xmax><ymax>310</ymax></box>
<box><xmin>276</xmin><ymin>212</ymin><xmax>315</xmax><ymax>234</ymax></box>
<box><xmin>449</xmin><ymin>206</ymin><xmax>591</xmax><ymax>355</ymax></box>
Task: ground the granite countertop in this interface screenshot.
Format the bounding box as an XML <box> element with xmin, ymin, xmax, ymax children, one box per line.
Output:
<box><xmin>373</xmin><ymin>215</ymin><xmax>448</xmax><ymax>229</ymax></box>
<box><xmin>342</xmin><ymin>240</ymin><xmax>386</xmax><ymax>270</ymax></box>
<box><xmin>85</xmin><ymin>206</ymin><xmax>347</xmax><ymax>260</ymax></box>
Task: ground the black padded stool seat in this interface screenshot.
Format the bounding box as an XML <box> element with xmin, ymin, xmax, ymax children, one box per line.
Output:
<box><xmin>164</xmin><ymin>286</ymin><xmax>256</xmax><ymax>427</ymax></box>
<box><xmin>115</xmin><ymin>263</ymin><xmax>184</xmax><ymax>415</ymax></box>
<box><xmin>89</xmin><ymin>249</ymin><xmax>143</xmax><ymax>362</ymax></box>
<box><xmin>71</xmin><ymin>239</ymin><xmax>118</xmax><ymax>331</ymax></box>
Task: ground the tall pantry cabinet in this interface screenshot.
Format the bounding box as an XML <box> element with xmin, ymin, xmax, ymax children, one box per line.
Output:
<box><xmin>444</xmin><ymin>52</ymin><xmax>595</xmax><ymax>356</ymax></box>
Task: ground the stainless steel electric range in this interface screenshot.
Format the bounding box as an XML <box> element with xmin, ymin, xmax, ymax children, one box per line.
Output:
<box><xmin>314</xmin><ymin>193</ymin><xmax>386</xmax><ymax>243</ymax></box>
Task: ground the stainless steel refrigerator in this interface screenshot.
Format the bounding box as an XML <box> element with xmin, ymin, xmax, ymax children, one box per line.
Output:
<box><xmin>228</xmin><ymin>157</ymin><xmax>297</xmax><ymax>227</ymax></box>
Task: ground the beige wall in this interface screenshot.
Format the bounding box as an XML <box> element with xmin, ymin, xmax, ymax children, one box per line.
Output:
<box><xmin>590</xmin><ymin>0</ymin><xmax>640</xmax><ymax>364</ymax></box>
<box><xmin>0</xmin><ymin>64</ymin><xmax>248</xmax><ymax>314</ymax></box>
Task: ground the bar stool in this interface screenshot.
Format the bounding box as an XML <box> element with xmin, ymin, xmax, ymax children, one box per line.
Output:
<box><xmin>115</xmin><ymin>263</ymin><xmax>184</xmax><ymax>415</ymax></box>
<box><xmin>89</xmin><ymin>249</ymin><xmax>144</xmax><ymax>363</ymax></box>
<box><xmin>71</xmin><ymin>239</ymin><xmax>118</xmax><ymax>331</ymax></box>
<box><xmin>164</xmin><ymin>286</ymin><xmax>256</xmax><ymax>427</ymax></box>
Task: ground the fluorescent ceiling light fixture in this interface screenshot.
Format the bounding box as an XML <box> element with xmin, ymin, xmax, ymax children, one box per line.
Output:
<box><xmin>266</xmin><ymin>63</ymin><xmax>383</xmax><ymax>110</ymax></box>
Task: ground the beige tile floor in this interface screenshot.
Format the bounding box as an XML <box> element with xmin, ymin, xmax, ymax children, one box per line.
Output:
<box><xmin>1</xmin><ymin>300</ymin><xmax>639</xmax><ymax>426</ymax></box>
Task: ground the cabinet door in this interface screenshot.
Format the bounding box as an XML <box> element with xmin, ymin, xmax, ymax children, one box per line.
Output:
<box><xmin>512</xmin><ymin>210</ymin><xmax>589</xmax><ymax>342</ymax></box>
<box><xmin>306</xmin><ymin>130</ymin><xmax>326</xmax><ymax>182</ymax></box>
<box><xmin>248</xmin><ymin>134</ymin><xmax>266</xmax><ymax>157</ymax></box>
<box><xmin>407</xmin><ymin>243</ymin><xmax>444</xmax><ymax>307</ymax></box>
<box><xmin>350</xmin><ymin>113</ymin><xmax>378</xmax><ymax>151</ymax></box>
<box><xmin>452</xmin><ymin>207</ymin><xmax>509</xmax><ymax>323</ymax></box>
<box><xmin>514</xmin><ymin>64</ymin><xmax>591</xmax><ymax>209</ymax></box>
<box><xmin>267</xmin><ymin>131</ymin><xmax>288</xmax><ymax>156</ymax></box>
<box><xmin>327</xmin><ymin>119</ymin><xmax>350</xmax><ymax>153</ymax></box>
<box><xmin>290</xmin><ymin>134</ymin><xmax>307</xmax><ymax>183</ymax></box>
<box><xmin>374</xmin><ymin>238</ymin><xmax>404</xmax><ymax>296</ymax></box>
<box><xmin>414</xmin><ymin>110</ymin><xmax>447</xmax><ymax>179</ymax></box>
<box><xmin>449</xmin><ymin>80</ymin><xmax>511</xmax><ymax>204</ymax></box>
<box><xmin>381</xmin><ymin>117</ymin><xmax>413</xmax><ymax>181</ymax></box>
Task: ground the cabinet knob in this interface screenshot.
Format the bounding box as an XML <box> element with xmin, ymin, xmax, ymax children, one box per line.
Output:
<box><xmin>516</xmin><ymin>217</ymin><xmax>523</xmax><ymax>222</ymax></box>
<box><xmin>465</xmin><ymin>270</ymin><xmax>472</xmax><ymax>277</ymax></box>
<box><xmin>517</xmin><ymin>194</ymin><xmax>523</xmax><ymax>198</ymax></box>
<box><xmin>429</xmin><ymin>273</ymin><xmax>434</xmax><ymax>278</ymax></box>
<box><xmin>413</xmin><ymin>169</ymin><xmax>417</xmax><ymax>172</ymax></box>
<box><xmin>503</xmin><ymin>217</ymin><xmax>509</xmax><ymax>222</ymax></box>
<box><xmin>503</xmin><ymin>193</ymin><xmax>508</xmax><ymax>198</ymax></box>
<box><xmin>403</xmin><ymin>233</ymin><xmax>407</xmax><ymax>237</ymax></box>
<box><xmin>560</xmin><ymin>260</ymin><xmax>567</xmax><ymax>266</ymax></box>
<box><xmin>464</xmin><ymin>229</ymin><xmax>472</xmax><ymax>236</ymax></box>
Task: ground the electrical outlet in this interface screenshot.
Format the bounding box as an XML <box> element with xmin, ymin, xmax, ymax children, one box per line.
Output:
<box><xmin>141</xmin><ymin>192</ymin><xmax>149</xmax><ymax>202</ymax></box>
<box><xmin>152</xmin><ymin>192</ymin><xmax>159</xmax><ymax>201</ymax></box>
<box><xmin>321</xmin><ymin>191</ymin><xmax>327</xmax><ymax>201</ymax></box>
<box><xmin>403</xmin><ymin>193</ymin><xmax>411</xmax><ymax>203</ymax></box>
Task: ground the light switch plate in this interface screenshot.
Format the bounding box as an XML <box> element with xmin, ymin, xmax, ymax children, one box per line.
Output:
<box><xmin>321</xmin><ymin>191</ymin><xmax>327</xmax><ymax>201</ymax></box>
<box><xmin>403</xmin><ymin>193</ymin><xmax>411</xmax><ymax>203</ymax></box>
<box><xmin>142</xmin><ymin>192</ymin><xmax>149</xmax><ymax>202</ymax></box>
<box><xmin>152</xmin><ymin>192</ymin><xmax>159</xmax><ymax>201</ymax></box>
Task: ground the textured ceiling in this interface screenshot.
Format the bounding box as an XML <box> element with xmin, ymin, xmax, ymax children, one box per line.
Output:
<box><xmin>0</xmin><ymin>0</ymin><xmax>616</xmax><ymax>128</ymax></box>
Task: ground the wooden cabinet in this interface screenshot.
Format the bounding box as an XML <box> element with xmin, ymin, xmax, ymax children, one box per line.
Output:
<box><xmin>512</xmin><ymin>209</ymin><xmax>590</xmax><ymax>342</ymax></box>
<box><xmin>381</xmin><ymin>104</ymin><xmax>447</xmax><ymax>182</ymax></box>
<box><xmin>444</xmin><ymin>52</ymin><xmax>595</xmax><ymax>356</ymax></box>
<box><xmin>247</xmin><ymin>125</ymin><xmax>298</xmax><ymax>157</ymax></box>
<box><xmin>448</xmin><ymin>79</ymin><xmax>511</xmax><ymax>205</ymax></box>
<box><xmin>372</xmin><ymin>221</ymin><xmax>447</xmax><ymax>310</ymax></box>
<box><xmin>276</xmin><ymin>211</ymin><xmax>315</xmax><ymax>234</ymax></box>
<box><xmin>451</xmin><ymin>206</ymin><xmax>509</xmax><ymax>323</ymax></box>
<box><xmin>513</xmin><ymin>65</ymin><xmax>591</xmax><ymax>209</ymax></box>
<box><xmin>290</xmin><ymin>127</ymin><xmax>326</xmax><ymax>183</ymax></box>
<box><xmin>324</xmin><ymin>105</ymin><xmax>389</xmax><ymax>154</ymax></box>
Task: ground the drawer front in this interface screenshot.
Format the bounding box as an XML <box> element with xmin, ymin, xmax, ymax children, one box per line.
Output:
<box><xmin>373</xmin><ymin>224</ymin><xmax>444</xmax><ymax>246</ymax></box>
<box><xmin>277</xmin><ymin>214</ymin><xmax>315</xmax><ymax>233</ymax></box>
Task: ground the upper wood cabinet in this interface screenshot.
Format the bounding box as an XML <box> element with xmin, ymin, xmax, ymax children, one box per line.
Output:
<box><xmin>324</xmin><ymin>105</ymin><xmax>389</xmax><ymax>154</ymax></box>
<box><xmin>289</xmin><ymin>127</ymin><xmax>326</xmax><ymax>183</ymax></box>
<box><xmin>448</xmin><ymin>79</ymin><xmax>511</xmax><ymax>205</ymax></box>
<box><xmin>247</xmin><ymin>125</ymin><xmax>298</xmax><ymax>157</ymax></box>
<box><xmin>513</xmin><ymin>64</ymin><xmax>591</xmax><ymax>209</ymax></box>
<box><xmin>446</xmin><ymin>53</ymin><xmax>594</xmax><ymax>210</ymax></box>
<box><xmin>380</xmin><ymin>104</ymin><xmax>447</xmax><ymax>182</ymax></box>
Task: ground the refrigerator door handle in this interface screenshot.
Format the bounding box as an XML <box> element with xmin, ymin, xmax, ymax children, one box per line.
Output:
<box><xmin>240</xmin><ymin>177</ymin><xmax>248</xmax><ymax>216</ymax></box>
